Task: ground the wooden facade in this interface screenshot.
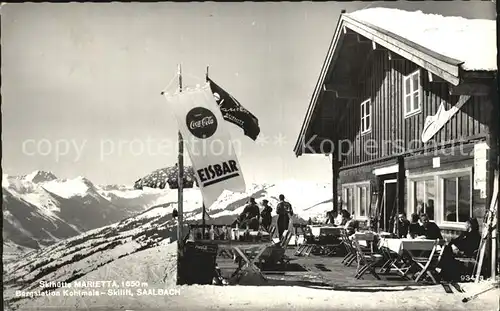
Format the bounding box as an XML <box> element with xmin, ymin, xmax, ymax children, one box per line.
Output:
<box><xmin>335</xmin><ymin>48</ymin><xmax>493</xmax><ymax>169</ymax></box>
<box><xmin>332</xmin><ymin>44</ymin><xmax>497</xmax><ymax>235</ymax></box>
<box><xmin>295</xmin><ymin>12</ymin><xmax>498</xmax><ymax>241</ymax></box>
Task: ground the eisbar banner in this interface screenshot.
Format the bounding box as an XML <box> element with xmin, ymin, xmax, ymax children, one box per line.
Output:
<box><xmin>163</xmin><ymin>83</ymin><xmax>246</xmax><ymax>208</ymax></box>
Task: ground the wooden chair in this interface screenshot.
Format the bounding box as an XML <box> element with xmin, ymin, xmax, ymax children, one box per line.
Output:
<box><xmin>412</xmin><ymin>239</ymin><xmax>445</xmax><ymax>284</ymax></box>
<box><xmin>269</xmin><ymin>226</ymin><xmax>277</xmax><ymax>239</ymax></box>
<box><xmin>352</xmin><ymin>237</ymin><xmax>384</xmax><ymax>280</ymax></box>
<box><xmin>294</xmin><ymin>244</ymin><xmax>315</xmax><ymax>257</ymax></box>
<box><xmin>294</xmin><ymin>226</ymin><xmax>315</xmax><ymax>256</ymax></box>
<box><xmin>378</xmin><ymin>240</ymin><xmax>413</xmax><ymax>279</ymax></box>
<box><xmin>456</xmin><ymin>249</ymin><xmax>478</xmax><ymax>273</ymax></box>
<box><xmin>258</xmin><ymin>230</ymin><xmax>294</xmax><ymax>268</ymax></box>
<box><xmin>340</xmin><ymin>229</ymin><xmax>358</xmax><ymax>267</ymax></box>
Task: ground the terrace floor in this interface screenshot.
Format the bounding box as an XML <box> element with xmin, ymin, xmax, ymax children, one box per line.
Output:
<box><xmin>217</xmin><ymin>246</ymin><xmax>430</xmax><ymax>290</ymax></box>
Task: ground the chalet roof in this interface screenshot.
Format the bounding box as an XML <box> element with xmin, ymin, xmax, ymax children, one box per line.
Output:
<box><xmin>293</xmin><ymin>8</ymin><xmax>497</xmax><ymax>157</ymax></box>
<box><xmin>347</xmin><ymin>8</ymin><xmax>496</xmax><ymax>72</ymax></box>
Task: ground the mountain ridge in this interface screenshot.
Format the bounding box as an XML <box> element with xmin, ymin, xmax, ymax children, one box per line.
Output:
<box><xmin>3</xmin><ymin>170</ymin><xmax>333</xmax><ymax>252</ymax></box>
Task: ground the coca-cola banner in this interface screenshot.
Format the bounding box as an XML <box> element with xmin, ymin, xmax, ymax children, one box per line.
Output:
<box><xmin>163</xmin><ymin>83</ymin><xmax>246</xmax><ymax>208</ymax></box>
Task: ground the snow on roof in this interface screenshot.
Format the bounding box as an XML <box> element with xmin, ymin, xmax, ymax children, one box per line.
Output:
<box><xmin>346</xmin><ymin>8</ymin><xmax>497</xmax><ymax>71</ymax></box>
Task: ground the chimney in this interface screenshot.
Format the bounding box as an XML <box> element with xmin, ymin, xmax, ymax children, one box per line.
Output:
<box><xmin>341</xmin><ymin>9</ymin><xmax>346</xmax><ymax>14</ymax></box>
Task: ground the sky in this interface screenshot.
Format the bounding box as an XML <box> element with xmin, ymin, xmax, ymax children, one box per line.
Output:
<box><xmin>1</xmin><ymin>1</ymin><xmax>496</xmax><ymax>186</ymax></box>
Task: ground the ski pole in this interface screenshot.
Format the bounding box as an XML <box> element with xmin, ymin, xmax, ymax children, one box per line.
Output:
<box><xmin>462</xmin><ymin>284</ymin><xmax>499</xmax><ymax>303</ymax></box>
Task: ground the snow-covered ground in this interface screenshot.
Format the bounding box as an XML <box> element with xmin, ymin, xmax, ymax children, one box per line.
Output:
<box><xmin>7</xmin><ymin>242</ymin><xmax>498</xmax><ymax>311</ymax></box>
<box><xmin>3</xmin><ymin>178</ymin><xmax>331</xmax><ymax>286</ymax></box>
<box><xmin>8</xmin><ymin>171</ymin><xmax>495</xmax><ymax>310</ymax></box>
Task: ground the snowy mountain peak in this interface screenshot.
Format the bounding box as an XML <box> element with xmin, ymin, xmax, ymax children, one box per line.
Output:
<box><xmin>23</xmin><ymin>170</ymin><xmax>58</xmax><ymax>183</ymax></box>
<box><xmin>74</xmin><ymin>176</ymin><xmax>94</xmax><ymax>186</ymax></box>
<box><xmin>43</xmin><ymin>176</ymin><xmax>98</xmax><ymax>199</ymax></box>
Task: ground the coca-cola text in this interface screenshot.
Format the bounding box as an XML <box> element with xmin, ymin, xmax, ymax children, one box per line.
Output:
<box><xmin>189</xmin><ymin>116</ymin><xmax>214</xmax><ymax>130</ymax></box>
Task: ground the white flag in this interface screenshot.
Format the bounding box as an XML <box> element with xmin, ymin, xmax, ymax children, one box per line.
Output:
<box><xmin>163</xmin><ymin>83</ymin><xmax>246</xmax><ymax>208</ymax></box>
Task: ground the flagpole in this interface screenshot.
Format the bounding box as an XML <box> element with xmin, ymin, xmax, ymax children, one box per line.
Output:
<box><xmin>201</xmin><ymin>65</ymin><xmax>210</xmax><ymax>238</ymax></box>
<box><xmin>177</xmin><ymin>63</ymin><xmax>184</xmax><ymax>247</ymax></box>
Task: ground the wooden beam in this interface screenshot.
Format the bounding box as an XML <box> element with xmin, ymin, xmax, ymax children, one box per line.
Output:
<box><xmin>428</xmin><ymin>71</ymin><xmax>447</xmax><ymax>83</ymax></box>
<box><xmin>462</xmin><ymin>71</ymin><xmax>496</xmax><ymax>79</ymax></box>
<box><xmin>324</xmin><ymin>83</ymin><xmax>358</xmax><ymax>99</ymax></box>
<box><xmin>388</xmin><ymin>50</ymin><xmax>405</xmax><ymax>61</ymax></box>
<box><xmin>335</xmin><ymin>99</ymin><xmax>351</xmax><ymax>135</ymax></box>
<box><xmin>356</xmin><ymin>49</ymin><xmax>374</xmax><ymax>82</ymax></box>
<box><xmin>357</xmin><ymin>34</ymin><xmax>371</xmax><ymax>43</ymax></box>
<box><xmin>397</xmin><ymin>156</ymin><xmax>405</xmax><ymax>213</ymax></box>
<box><xmin>300</xmin><ymin>136</ymin><xmax>335</xmax><ymax>154</ymax></box>
<box><xmin>373</xmin><ymin>42</ymin><xmax>386</xmax><ymax>51</ymax></box>
<box><xmin>449</xmin><ymin>83</ymin><xmax>491</xmax><ymax>96</ymax></box>
<box><xmin>343</xmin><ymin>16</ymin><xmax>461</xmax><ymax>85</ymax></box>
<box><xmin>332</xmin><ymin>152</ymin><xmax>339</xmax><ymax>214</ymax></box>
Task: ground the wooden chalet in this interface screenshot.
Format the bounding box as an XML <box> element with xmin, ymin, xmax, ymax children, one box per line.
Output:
<box><xmin>294</xmin><ymin>8</ymin><xmax>498</xmax><ymax>238</ymax></box>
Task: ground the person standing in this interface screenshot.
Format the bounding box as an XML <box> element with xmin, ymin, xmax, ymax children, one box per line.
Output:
<box><xmin>276</xmin><ymin>194</ymin><xmax>294</xmax><ymax>239</ymax></box>
<box><xmin>260</xmin><ymin>199</ymin><xmax>273</xmax><ymax>232</ymax></box>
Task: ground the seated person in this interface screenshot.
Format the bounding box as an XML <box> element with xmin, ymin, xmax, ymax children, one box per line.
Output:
<box><xmin>341</xmin><ymin>210</ymin><xmax>359</xmax><ymax>236</ymax></box>
<box><xmin>334</xmin><ymin>212</ymin><xmax>344</xmax><ymax>226</ymax></box>
<box><xmin>325</xmin><ymin>210</ymin><xmax>338</xmax><ymax>225</ymax></box>
<box><xmin>233</xmin><ymin>197</ymin><xmax>260</xmax><ymax>230</ymax></box>
<box><xmin>339</xmin><ymin>209</ymin><xmax>351</xmax><ymax>227</ymax></box>
<box><xmin>394</xmin><ymin>213</ymin><xmax>410</xmax><ymax>238</ymax></box>
<box><xmin>449</xmin><ymin>217</ymin><xmax>481</xmax><ymax>257</ymax></box>
<box><xmin>408</xmin><ymin>213</ymin><xmax>422</xmax><ymax>238</ymax></box>
<box><xmin>416</xmin><ymin>213</ymin><xmax>442</xmax><ymax>240</ymax></box>
<box><xmin>345</xmin><ymin>219</ymin><xmax>359</xmax><ymax>236</ymax></box>
<box><xmin>438</xmin><ymin>218</ymin><xmax>481</xmax><ymax>281</ymax></box>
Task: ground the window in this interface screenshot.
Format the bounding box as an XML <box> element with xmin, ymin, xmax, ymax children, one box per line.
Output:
<box><xmin>413</xmin><ymin>179</ymin><xmax>435</xmax><ymax>220</ymax></box>
<box><xmin>443</xmin><ymin>175</ymin><xmax>471</xmax><ymax>223</ymax></box>
<box><xmin>359</xmin><ymin>186</ymin><xmax>368</xmax><ymax>217</ymax></box>
<box><xmin>407</xmin><ymin>168</ymin><xmax>473</xmax><ymax>227</ymax></box>
<box><xmin>345</xmin><ymin>187</ymin><xmax>354</xmax><ymax>216</ymax></box>
<box><xmin>360</xmin><ymin>99</ymin><xmax>371</xmax><ymax>134</ymax></box>
<box><xmin>342</xmin><ymin>182</ymin><xmax>370</xmax><ymax>219</ymax></box>
<box><xmin>403</xmin><ymin>70</ymin><xmax>422</xmax><ymax>117</ymax></box>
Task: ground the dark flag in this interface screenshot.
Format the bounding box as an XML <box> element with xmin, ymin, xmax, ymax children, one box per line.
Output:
<box><xmin>207</xmin><ymin>77</ymin><xmax>260</xmax><ymax>140</ymax></box>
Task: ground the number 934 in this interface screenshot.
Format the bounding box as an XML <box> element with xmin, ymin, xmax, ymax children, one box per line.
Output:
<box><xmin>460</xmin><ymin>275</ymin><xmax>484</xmax><ymax>282</ymax></box>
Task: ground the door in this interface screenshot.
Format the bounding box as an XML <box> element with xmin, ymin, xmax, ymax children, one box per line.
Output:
<box><xmin>382</xmin><ymin>179</ymin><xmax>397</xmax><ymax>232</ymax></box>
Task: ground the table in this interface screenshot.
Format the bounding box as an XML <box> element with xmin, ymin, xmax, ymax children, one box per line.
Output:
<box><xmin>201</xmin><ymin>240</ymin><xmax>273</xmax><ymax>285</ymax></box>
<box><xmin>351</xmin><ymin>231</ymin><xmax>376</xmax><ymax>241</ymax></box>
<box><xmin>295</xmin><ymin>225</ymin><xmax>342</xmax><ymax>256</ymax></box>
<box><xmin>378</xmin><ymin>238</ymin><xmax>443</xmax><ymax>279</ymax></box>
<box><xmin>379</xmin><ymin>238</ymin><xmax>437</xmax><ymax>255</ymax></box>
<box><xmin>350</xmin><ymin>231</ymin><xmax>377</xmax><ymax>249</ymax></box>
<box><xmin>229</xmin><ymin>229</ymin><xmax>271</xmax><ymax>241</ymax></box>
<box><xmin>378</xmin><ymin>231</ymin><xmax>393</xmax><ymax>238</ymax></box>
<box><xmin>307</xmin><ymin>225</ymin><xmax>342</xmax><ymax>237</ymax></box>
